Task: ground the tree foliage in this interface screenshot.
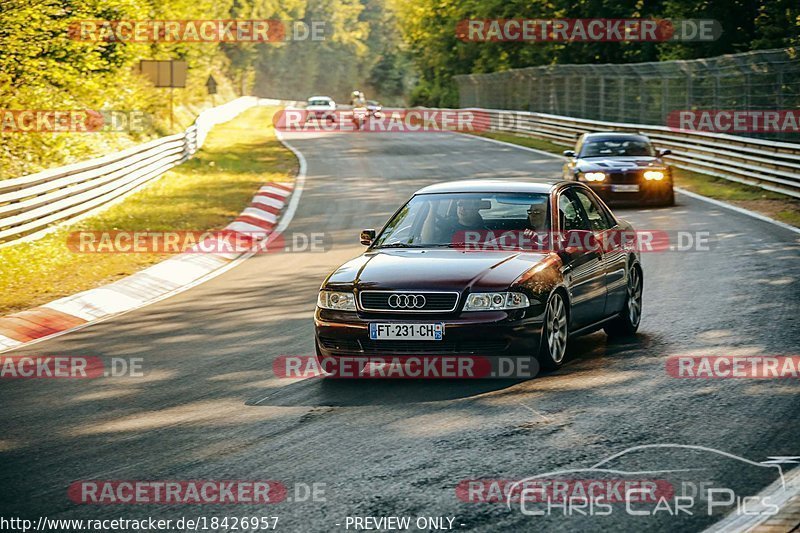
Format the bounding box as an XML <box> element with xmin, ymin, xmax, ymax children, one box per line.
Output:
<box><xmin>0</xmin><ymin>0</ymin><xmax>408</xmax><ymax>177</ymax></box>
<box><xmin>393</xmin><ymin>0</ymin><xmax>800</xmax><ymax>106</ymax></box>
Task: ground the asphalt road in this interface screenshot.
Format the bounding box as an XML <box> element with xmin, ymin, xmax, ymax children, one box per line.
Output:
<box><xmin>1</xmin><ymin>130</ymin><xmax>798</xmax><ymax>532</ymax></box>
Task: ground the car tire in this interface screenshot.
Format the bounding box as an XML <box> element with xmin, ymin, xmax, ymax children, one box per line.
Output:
<box><xmin>604</xmin><ymin>264</ymin><xmax>643</xmax><ymax>338</ymax></box>
<box><xmin>538</xmin><ymin>291</ymin><xmax>569</xmax><ymax>370</ymax></box>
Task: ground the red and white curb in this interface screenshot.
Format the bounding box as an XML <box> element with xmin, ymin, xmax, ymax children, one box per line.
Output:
<box><xmin>0</xmin><ymin>181</ymin><xmax>296</xmax><ymax>352</ymax></box>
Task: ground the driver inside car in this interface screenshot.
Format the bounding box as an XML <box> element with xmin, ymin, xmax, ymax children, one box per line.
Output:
<box><xmin>428</xmin><ymin>199</ymin><xmax>488</xmax><ymax>244</ymax></box>
<box><xmin>521</xmin><ymin>200</ymin><xmax>550</xmax><ymax>250</ymax></box>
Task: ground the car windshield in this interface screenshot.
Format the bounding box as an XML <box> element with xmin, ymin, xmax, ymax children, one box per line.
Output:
<box><xmin>308</xmin><ymin>99</ymin><xmax>332</xmax><ymax>106</ymax></box>
<box><xmin>372</xmin><ymin>192</ymin><xmax>551</xmax><ymax>248</ymax></box>
<box><xmin>580</xmin><ymin>138</ymin><xmax>654</xmax><ymax>157</ymax></box>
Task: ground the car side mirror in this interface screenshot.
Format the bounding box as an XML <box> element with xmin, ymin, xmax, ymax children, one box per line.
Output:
<box><xmin>556</xmin><ymin>230</ymin><xmax>598</xmax><ymax>260</ymax></box>
<box><xmin>563</xmin><ymin>150</ymin><xmax>576</xmax><ymax>158</ymax></box>
<box><xmin>658</xmin><ymin>148</ymin><xmax>672</xmax><ymax>157</ymax></box>
<box><xmin>360</xmin><ymin>229</ymin><xmax>376</xmax><ymax>246</ymax></box>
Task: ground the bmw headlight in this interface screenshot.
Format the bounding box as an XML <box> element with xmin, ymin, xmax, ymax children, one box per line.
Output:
<box><xmin>584</xmin><ymin>172</ymin><xmax>606</xmax><ymax>182</ymax></box>
<box><xmin>644</xmin><ymin>170</ymin><xmax>665</xmax><ymax>180</ymax></box>
<box><xmin>317</xmin><ymin>290</ymin><xmax>356</xmax><ymax>311</ymax></box>
<box><xmin>464</xmin><ymin>292</ymin><xmax>531</xmax><ymax>311</ymax></box>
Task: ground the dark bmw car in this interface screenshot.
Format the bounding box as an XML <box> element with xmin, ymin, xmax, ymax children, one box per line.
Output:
<box><xmin>314</xmin><ymin>180</ymin><xmax>644</xmax><ymax>372</ymax></box>
<box><xmin>563</xmin><ymin>132</ymin><xmax>674</xmax><ymax>206</ymax></box>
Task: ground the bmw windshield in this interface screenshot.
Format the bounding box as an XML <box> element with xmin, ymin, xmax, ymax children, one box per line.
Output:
<box><xmin>579</xmin><ymin>139</ymin><xmax>655</xmax><ymax>157</ymax></box>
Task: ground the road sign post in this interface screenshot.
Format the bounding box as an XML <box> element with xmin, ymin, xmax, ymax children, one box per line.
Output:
<box><xmin>206</xmin><ymin>75</ymin><xmax>218</xmax><ymax>107</ymax></box>
<box><xmin>138</xmin><ymin>60</ymin><xmax>188</xmax><ymax>131</ymax></box>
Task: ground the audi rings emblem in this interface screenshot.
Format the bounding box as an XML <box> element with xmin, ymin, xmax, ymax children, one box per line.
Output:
<box><xmin>388</xmin><ymin>294</ymin><xmax>426</xmax><ymax>309</ymax></box>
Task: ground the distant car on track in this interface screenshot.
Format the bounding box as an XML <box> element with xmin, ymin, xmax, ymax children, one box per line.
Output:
<box><xmin>315</xmin><ymin>180</ymin><xmax>643</xmax><ymax>371</ymax></box>
<box><xmin>563</xmin><ymin>132</ymin><xmax>674</xmax><ymax>206</ymax></box>
<box><xmin>305</xmin><ymin>96</ymin><xmax>336</xmax><ymax>122</ymax></box>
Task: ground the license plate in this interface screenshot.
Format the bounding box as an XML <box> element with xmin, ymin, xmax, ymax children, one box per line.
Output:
<box><xmin>370</xmin><ymin>323</ymin><xmax>444</xmax><ymax>340</ymax></box>
<box><xmin>612</xmin><ymin>184</ymin><xmax>640</xmax><ymax>192</ymax></box>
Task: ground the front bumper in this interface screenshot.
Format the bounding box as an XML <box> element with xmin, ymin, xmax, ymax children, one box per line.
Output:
<box><xmin>314</xmin><ymin>308</ymin><xmax>544</xmax><ymax>358</ymax></box>
<box><xmin>586</xmin><ymin>180</ymin><xmax>673</xmax><ymax>205</ymax></box>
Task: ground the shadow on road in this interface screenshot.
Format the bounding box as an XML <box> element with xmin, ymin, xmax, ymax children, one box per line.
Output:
<box><xmin>247</xmin><ymin>376</ymin><xmax>526</xmax><ymax>407</ymax></box>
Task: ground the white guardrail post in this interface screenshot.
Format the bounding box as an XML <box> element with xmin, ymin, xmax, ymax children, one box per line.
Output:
<box><xmin>463</xmin><ymin>108</ymin><xmax>800</xmax><ymax>199</ymax></box>
<box><xmin>0</xmin><ymin>96</ymin><xmax>259</xmax><ymax>247</ymax></box>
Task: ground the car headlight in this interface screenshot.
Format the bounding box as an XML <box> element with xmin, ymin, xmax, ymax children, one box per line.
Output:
<box><xmin>317</xmin><ymin>290</ymin><xmax>356</xmax><ymax>311</ymax></box>
<box><xmin>584</xmin><ymin>172</ymin><xmax>606</xmax><ymax>182</ymax></box>
<box><xmin>644</xmin><ymin>170</ymin><xmax>665</xmax><ymax>180</ymax></box>
<box><xmin>463</xmin><ymin>292</ymin><xmax>531</xmax><ymax>311</ymax></box>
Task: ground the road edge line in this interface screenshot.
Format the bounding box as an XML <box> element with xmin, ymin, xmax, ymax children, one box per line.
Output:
<box><xmin>703</xmin><ymin>466</ymin><xmax>800</xmax><ymax>532</ymax></box>
<box><xmin>273</xmin><ymin>129</ymin><xmax>307</xmax><ymax>235</ymax></box>
<box><xmin>674</xmin><ymin>187</ymin><xmax>800</xmax><ymax>236</ymax></box>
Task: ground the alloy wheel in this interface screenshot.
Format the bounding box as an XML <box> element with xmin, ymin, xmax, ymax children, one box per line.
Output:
<box><xmin>627</xmin><ymin>267</ymin><xmax>643</xmax><ymax>327</ymax></box>
<box><xmin>546</xmin><ymin>293</ymin><xmax>568</xmax><ymax>364</ymax></box>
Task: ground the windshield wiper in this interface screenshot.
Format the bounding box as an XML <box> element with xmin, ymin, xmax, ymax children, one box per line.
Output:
<box><xmin>375</xmin><ymin>242</ymin><xmax>422</xmax><ymax>248</ymax></box>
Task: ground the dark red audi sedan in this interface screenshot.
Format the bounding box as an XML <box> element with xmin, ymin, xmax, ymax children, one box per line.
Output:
<box><xmin>314</xmin><ymin>180</ymin><xmax>643</xmax><ymax>372</ymax></box>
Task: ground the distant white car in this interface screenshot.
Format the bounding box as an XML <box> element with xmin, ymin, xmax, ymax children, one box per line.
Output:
<box><xmin>305</xmin><ymin>96</ymin><xmax>336</xmax><ymax>122</ymax></box>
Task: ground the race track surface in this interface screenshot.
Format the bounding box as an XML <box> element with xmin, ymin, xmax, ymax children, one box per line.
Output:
<box><xmin>1</xmin><ymin>130</ymin><xmax>798</xmax><ymax>532</ymax></box>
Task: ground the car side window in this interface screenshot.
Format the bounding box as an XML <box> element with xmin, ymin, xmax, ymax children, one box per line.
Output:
<box><xmin>558</xmin><ymin>192</ymin><xmax>590</xmax><ymax>231</ymax></box>
<box><xmin>573</xmin><ymin>189</ymin><xmax>612</xmax><ymax>232</ymax></box>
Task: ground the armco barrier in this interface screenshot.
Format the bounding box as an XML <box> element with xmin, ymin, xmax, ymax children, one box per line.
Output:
<box><xmin>465</xmin><ymin>108</ymin><xmax>800</xmax><ymax>199</ymax></box>
<box><xmin>0</xmin><ymin>97</ymin><xmax>285</xmax><ymax>247</ymax></box>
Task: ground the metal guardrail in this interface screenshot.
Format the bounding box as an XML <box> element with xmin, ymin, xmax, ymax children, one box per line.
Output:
<box><xmin>455</xmin><ymin>48</ymin><xmax>800</xmax><ymax>143</ymax></box>
<box><xmin>466</xmin><ymin>108</ymin><xmax>800</xmax><ymax>199</ymax></box>
<box><xmin>0</xmin><ymin>96</ymin><xmax>276</xmax><ymax>247</ymax></box>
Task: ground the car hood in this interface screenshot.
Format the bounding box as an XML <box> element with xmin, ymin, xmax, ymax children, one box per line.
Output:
<box><xmin>324</xmin><ymin>249</ymin><xmax>550</xmax><ymax>292</ymax></box>
<box><xmin>306</xmin><ymin>105</ymin><xmax>334</xmax><ymax>111</ymax></box>
<box><xmin>576</xmin><ymin>156</ymin><xmax>665</xmax><ymax>172</ymax></box>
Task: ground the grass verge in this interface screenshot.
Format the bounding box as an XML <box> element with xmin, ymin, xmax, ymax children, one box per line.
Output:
<box><xmin>477</xmin><ymin>131</ymin><xmax>567</xmax><ymax>154</ymax></box>
<box><xmin>0</xmin><ymin>105</ymin><xmax>296</xmax><ymax>315</ymax></box>
<box><xmin>472</xmin><ymin>131</ymin><xmax>800</xmax><ymax>228</ymax></box>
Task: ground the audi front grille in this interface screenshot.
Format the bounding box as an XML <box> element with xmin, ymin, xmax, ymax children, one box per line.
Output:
<box><xmin>359</xmin><ymin>291</ymin><xmax>459</xmax><ymax>313</ymax></box>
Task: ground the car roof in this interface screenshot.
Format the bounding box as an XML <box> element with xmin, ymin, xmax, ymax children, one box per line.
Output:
<box><xmin>414</xmin><ymin>179</ymin><xmax>566</xmax><ymax>195</ymax></box>
<box><xmin>583</xmin><ymin>132</ymin><xmax>651</xmax><ymax>142</ymax></box>
<box><xmin>307</xmin><ymin>96</ymin><xmax>333</xmax><ymax>101</ymax></box>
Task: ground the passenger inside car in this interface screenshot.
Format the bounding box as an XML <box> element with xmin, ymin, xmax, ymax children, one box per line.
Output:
<box><xmin>455</xmin><ymin>199</ymin><xmax>487</xmax><ymax>229</ymax></box>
